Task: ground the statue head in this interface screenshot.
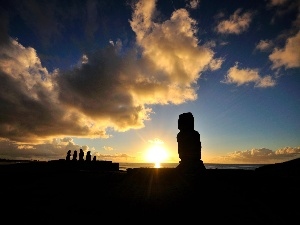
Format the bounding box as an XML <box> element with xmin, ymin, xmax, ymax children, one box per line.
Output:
<box><xmin>178</xmin><ymin>112</ymin><xmax>194</xmax><ymax>131</ymax></box>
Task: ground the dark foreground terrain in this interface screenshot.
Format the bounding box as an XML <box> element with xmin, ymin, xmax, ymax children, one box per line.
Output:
<box><xmin>1</xmin><ymin>158</ymin><xmax>300</xmax><ymax>224</ymax></box>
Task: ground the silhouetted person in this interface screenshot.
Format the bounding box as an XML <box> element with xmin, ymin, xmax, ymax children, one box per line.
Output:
<box><xmin>86</xmin><ymin>151</ymin><xmax>91</xmax><ymax>162</ymax></box>
<box><xmin>92</xmin><ymin>156</ymin><xmax>96</xmax><ymax>162</ymax></box>
<box><xmin>66</xmin><ymin>150</ymin><xmax>71</xmax><ymax>161</ymax></box>
<box><xmin>72</xmin><ymin>150</ymin><xmax>77</xmax><ymax>161</ymax></box>
<box><xmin>79</xmin><ymin>149</ymin><xmax>84</xmax><ymax>161</ymax></box>
<box><xmin>176</xmin><ymin>112</ymin><xmax>205</xmax><ymax>173</ymax></box>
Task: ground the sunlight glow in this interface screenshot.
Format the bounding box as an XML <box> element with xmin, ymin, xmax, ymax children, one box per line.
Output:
<box><xmin>145</xmin><ymin>139</ymin><xmax>168</xmax><ymax>166</ymax></box>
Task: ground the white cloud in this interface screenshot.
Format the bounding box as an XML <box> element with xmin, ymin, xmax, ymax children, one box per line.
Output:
<box><xmin>103</xmin><ymin>146</ymin><xmax>114</xmax><ymax>151</ymax></box>
<box><xmin>186</xmin><ymin>0</ymin><xmax>200</xmax><ymax>9</ymax></box>
<box><xmin>268</xmin><ymin>0</ymin><xmax>289</xmax><ymax>7</ymax></box>
<box><xmin>220</xmin><ymin>41</ymin><xmax>229</xmax><ymax>46</ymax></box>
<box><xmin>269</xmin><ymin>31</ymin><xmax>300</xmax><ymax>69</ymax></box>
<box><xmin>130</xmin><ymin>3</ymin><xmax>217</xmax><ymax>86</ymax></box>
<box><xmin>255</xmin><ymin>39</ymin><xmax>274</xmax><ymax>52</ymax></box>
<box><xmin>94</xmin><ymin>152</ymin><xmax>134</xmax><ymax>161</ymax></box>
<box><xmin>275</xmin><ymin>146</ymin><xmax>300</xmax><ymax>155</ymax></box>
<box><xmin>215</xmin><ymin>8</ymin><xmax>253</xmax><ymax>34</ymax></box>
<box><xmin>148</xmin><ymin>138</ymin><xmax>164</xmax><ymax>144</ymax></box>
<box><xmin>211</xmin><ymin>146</ymin><xmax>300</xmax><ymax>164</ymax></box>
<box><xmin>208</xmin><ymin>58</ymin><xmax>224</xmax><ymax>70</ymax></box>
<box><xmin>81</xmin><ymin>54</ymin><xmax>88</xmax><ymax>64</ymax></box>
<box><xmin>223</xmin><ymin>63</ymin><xmax>276</xmax><ymax>88</ymax></box>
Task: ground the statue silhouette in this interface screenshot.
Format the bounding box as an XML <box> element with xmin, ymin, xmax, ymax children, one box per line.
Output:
<box><xmin>92</xmin><ymin>156</ymin><xmax>96</xmax><ymax>162</ymax></box>
<box><xmin>66</xmin><ymin>150</ymin><xmax>71</xmax><ymax>161</ymax></box>
<box><xmin>72</xmin><ymin>150</ymin><xmax>78</xmax><ymax>161</ymax></box>
<box><xmin>79</xmin><ymin>149</ymin><xmax>84</xmax><ymax>161</ymax></box>
<box><xmin>176</xmin><ymin>112</ymin><xmax>206</xmax><ymax>173</ymax></box>
<box><xmin>86</xmin><ymin>151</ymin><xmax>91</xmax><ymax>162</ymax></box>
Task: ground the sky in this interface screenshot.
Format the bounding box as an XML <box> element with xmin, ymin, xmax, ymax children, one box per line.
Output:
<box><xmin>0</xmin><ymin>0</ymin><xmax>299</xmax><ymax>164</ymax></box>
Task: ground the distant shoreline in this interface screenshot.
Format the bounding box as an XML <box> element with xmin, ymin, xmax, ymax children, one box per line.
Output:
<box><xmin>0</xmin><ymin>158</ymin><xmax>268</xmax><ymax>170</ymax></box>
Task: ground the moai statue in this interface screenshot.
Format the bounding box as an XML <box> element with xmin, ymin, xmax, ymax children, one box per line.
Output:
<box><xmin>86</xmin><ymin>151</ymin><xmax>91</xmax><ymax>162</ymax></box>
<box><xmin>66</xmin><ymin>150</ymin><xmax>71</xmax><ymax>161</ymax></box>
<box><xmin>72</xmin><ymin>150</ymin><xmax>78</xmax><ymax>161</ymax></box>
<box><xmin>79</xmin><ymin>149</ymin><xmax>84</xmax><ymax>162</ymax></box>
<box><xmin>92</xmin><ymin>156</ymin><xmax>96</xmax><ymax>162</ymax></box>
<box><xmin>176</xmin><ymin>112</ymin><xmax>206</xmax><ymax>173</ymax></box>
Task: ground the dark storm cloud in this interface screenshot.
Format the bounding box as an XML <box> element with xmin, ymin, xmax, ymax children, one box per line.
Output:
<box><xmin>0</xmin><ymin>38</ymin><xmax>110</xmax><ymax>142</ymax></box>
<box><xmin>55</xmin><ymin>45</ymin><xmax>148</xmax><ymax>131</ymax></box>
<box><xmin>0</xmin><ymin>69</ymin><xmax>100</xmax><ymax>142</ymax></box>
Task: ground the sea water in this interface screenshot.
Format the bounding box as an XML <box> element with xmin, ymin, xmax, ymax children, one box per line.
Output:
<box><xmin>118</xmin><ymin>162</ymin><xmax>266</xmax><ymax>171</ymax></box>
<box><xmin>0</xmin><ymin>160</ymin><xmax>266</xmax><ymax>171</ymax></box>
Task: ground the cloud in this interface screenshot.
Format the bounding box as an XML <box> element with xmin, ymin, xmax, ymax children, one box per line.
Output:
<box><xmin>269</xmin><ymin>31</ymin><xmax>300</xmax><ymax>69</ymax></box>
<box><xmin>130</xmin><ymin>0</ymin><xmax>221</xmax><ymax>91</ymax></box>
<box><xmin>186</xmin><ymin>0</ymin><xmax>200</xmax><ymax>9</ymax></box>
<box><xmin>212</xmin><ymin>146</ymin><xmax>300</xmax><ymax>164</ymax></box>
<box><xmin>0</xmin><ymin>137</ymin><xmax>83</xmax><ymax>161</ymax></box>
<box><xmin>223</xmin><ymin>63</ymin><xmax>276</xmax><ymax>88</ymax></box>
<box><xmin>0</xmin><ymin>137</ymin><xmax>134</xmax><ymax>162</ymax></box>
<box><xmin>264</xmin><ymin>0</ymin><xmax>300</xmax><ymax>69</ymax></box>
<box><xmin>215</xmin><ymin>8</ymin><xmax>253</xmax><ymax>34</ymax></box>
<box><xmin>103</xmin><ymin>146</ymin><xmax>114</xmax><ymax>151</ymax></box>
<box><xmin>255</xmin><ymin>39</ymin><xmax>274</xmax><ymax>52</ymax></box>
<box><xmin>0</xmin><ymin>38</ymin><xmax>112</xmax><ymax>143</ymax></box>
<box><xmin>275</xmin><ymin>146</ymin><xmax>300</xmax><ymax>155</ymax></box>
<box><xmin>0</xmin><ymin>0</ymin><xmax>221</xmax><ymax>148</ymax></box>
<box><xmin>93</xmin><ymin>152</ymin><xmax>135</xmax><ymax>161</ymax></box>
<box><xmin>268</xmin><ymin>0</ymin><xmax>289</xmax><ymax>7</ymax></box>
<box><xmin>148</xmin><ymin>138</ymin><xmax>164</xmax><ymax>145</ymax></box>
<box><xmin>208</xmin><ymin>58</ymin><xmax>224</xmax><ymax>70</ymax></box>
<box><xmin>267</xmin><ymin>0</ymin><xmax>299</xmax><ymax>24</ymax></box>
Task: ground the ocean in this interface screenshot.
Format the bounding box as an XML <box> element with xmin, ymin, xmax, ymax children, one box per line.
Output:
<box><xmin>118</xmin><ymin>162</ymin><xmax>266</xmax><ymax>171</ymax></box>
<box><xmin>0</xmin><ymin>160</ymin><xmax>267</xmax><ymax>171</ymax></box>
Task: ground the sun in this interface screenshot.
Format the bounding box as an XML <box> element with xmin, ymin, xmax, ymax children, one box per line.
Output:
<box><xmin>145</xmin><ymin>138</ymin><xmax>168</xmax><ymax>167</ymax></box>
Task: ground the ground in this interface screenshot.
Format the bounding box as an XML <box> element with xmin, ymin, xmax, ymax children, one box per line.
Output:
<box><xmin>1</xmin><ymin>161</ymin><xmax>299</xmax><ymax>224</ymax></box>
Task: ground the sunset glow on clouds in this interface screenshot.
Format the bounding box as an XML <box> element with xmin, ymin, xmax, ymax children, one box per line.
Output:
<box><xmin>1</xmin><ymin>0</ymin><xmax>221</xmax><ymax>142</ymax></box>
<box><xmin>255</xmin><ymin>40</ymin><xmax>274</xmax><ymax>52</ymax></box>
<box><xmin>213</xmin><ymin>146</ymin><xmax>300</xmax><ymax>164</ymax></box>
<box><xmin>215</xmin><ymin>8</ymin><xmax>253</xmax><ymax>34</ymax></box>
<box><xmin>269</xmin><ymin>31</ymin><xmax>300</xmax><ymax>69</ymax></box>
<box><xmin>0</xmin><ymin>0</ymin><xmax>299</xmax><ymax>163</ymax></box>
<box><xmin>223</xmin><ymin>63</ymin><xmax>276</xmax><ymax>88</ymax></box>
